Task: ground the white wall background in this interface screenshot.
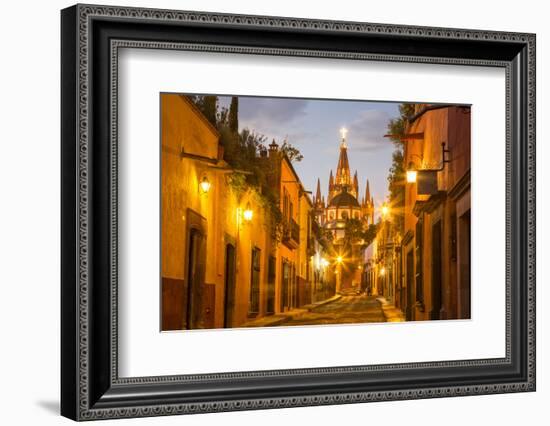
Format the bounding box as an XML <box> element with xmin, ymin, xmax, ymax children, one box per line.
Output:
<box><xmin>0</xmin><ymin>0</ymin><xmax>546</xmax><ymax>425</ymax></box>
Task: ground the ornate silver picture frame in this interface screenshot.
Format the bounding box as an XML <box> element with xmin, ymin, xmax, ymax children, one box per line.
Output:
<box><xmin>61</xmin><ymin>4</ymin><xmax>535</xmax><ymax>420</ymax></box>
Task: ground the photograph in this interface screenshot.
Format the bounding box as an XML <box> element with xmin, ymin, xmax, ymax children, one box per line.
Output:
<box><xmin>160</xmin><ymin>93</ymin><xmax>471</xmax><ymax>331</ymax></box>
<box><xmin>57</xmin><ymin>3</ymin><xmax>536</xmax><ymax>421</ymax></box>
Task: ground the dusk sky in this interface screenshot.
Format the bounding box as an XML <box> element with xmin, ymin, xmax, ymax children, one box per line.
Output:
<box><xmin>218</xmin><ymin>95</ymin><xmax>401</xmax><ymax>211</ymax></box>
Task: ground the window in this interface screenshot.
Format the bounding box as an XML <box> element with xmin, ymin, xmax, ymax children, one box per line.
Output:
<box><xmin>266</xmin><ymin>255</ymin><xmax>276</xmax><ymax>314</ymax></box>
<box><xmin>415</xmin><ymin>220</ymin><xmax>424</xmax><ymax>304</ymax></box>
<box><xmin>281</xmin><ymin>260</ymin><xmax>290</xmax><ymax>311</ymax></box>
<box><xmin>249</xmin><ymin>247</ymin><xmax>261</xmax><ymax>315</ymax></box>
<box><xmin>283</xmin><ymin>188</ymin><xmax>289</xmax><ymax>219</ymax></box>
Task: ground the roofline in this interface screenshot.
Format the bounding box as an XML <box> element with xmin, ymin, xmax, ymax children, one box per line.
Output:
<box><xmin>407</xmin><ymin>103</ymin><xmax>470</xmax><ymax>125</ymax></box>
<box><xmin>281</xmin><ymin>153</ymin><xmax>313</xmax><ymax>205</ymax></box>
<box><xmin>177</xmin><ymin>94</ymin><xmax>221</xmax><ymax>140</ymax></box>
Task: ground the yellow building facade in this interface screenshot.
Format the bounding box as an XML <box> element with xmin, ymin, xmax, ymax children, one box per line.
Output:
<box><xmin>161</xmin><ymin>94</ymin><xmax>275</xmax><ymax>330</ymax></box>
<box><xmin>161</xmin><ymin>94</ymin><xmax>327</xmax><ymax>330</ymax></box>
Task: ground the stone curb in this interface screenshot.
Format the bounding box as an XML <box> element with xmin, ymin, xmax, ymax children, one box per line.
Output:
<box><xmin>376</xmin><ymin>296</ymin><xmax>405</xmax><ymax>322</ymax></box>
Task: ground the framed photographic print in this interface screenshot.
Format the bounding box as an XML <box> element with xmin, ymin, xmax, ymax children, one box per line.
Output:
<box><xmin>61</xmin><ymin>4</ymin><xmax>536</xmax><ymax>421</ymax></box>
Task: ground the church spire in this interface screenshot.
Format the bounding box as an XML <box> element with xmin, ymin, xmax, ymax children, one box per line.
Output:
<box><xmin>315</xmin><ymin>178</ymin><xmax>322</xmax><ymax>205</ymax></box>
<box><xmin>335</xmin><ymin>128</ymin><xmax>351</xmax><ymax>186</ymax></box>
<box><xmin>328</xmin><ymin>170</ymin><xmax>334</xmax><ymax>202</ymax></box>
<box><xmin>353</xmin><ymin>171</ymin><xmax>359</xmax><ymax>197</ymax></box>
<box><xmin>365</xmin><ymin>179</ymin><xmax>371</xmax><ymax>204</ymax></box>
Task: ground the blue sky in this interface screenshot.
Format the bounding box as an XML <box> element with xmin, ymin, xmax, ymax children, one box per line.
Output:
<box><xmin>218</xmin><ymin>95</ymin><xmax>400</xmax><ymax>210</ymax></box>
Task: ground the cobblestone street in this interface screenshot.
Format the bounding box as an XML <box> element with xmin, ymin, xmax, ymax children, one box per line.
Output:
<box><xmin>282</xmin><ymin>294</ymin><xmax>387</xmax><ymax>326</ymax></box>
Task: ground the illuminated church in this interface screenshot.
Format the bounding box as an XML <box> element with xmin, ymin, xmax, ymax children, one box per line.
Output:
<box><xmin>313</xmin><ymin>128</ymin><xmax>375</xmax><ymax>241</ymax></box>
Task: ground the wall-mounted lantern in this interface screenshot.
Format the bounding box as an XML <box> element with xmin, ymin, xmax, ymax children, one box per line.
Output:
<box><xmin>199</xmin><ymin>175</ymin><xmax>211</xmax><ymax>194</ymax></box>
<box><xmin>243</xmin><ymin>202</ymin><xmax>253</xmax><ymax>223</ymax></box>
<box><xmin>406</xmin><ymin>163</ymin><xmax>418</xmax><ymax>183</ymax></box>
<box><xmin>406</xmin><ymin>142</ymin><xmax>450</xmax><ymax>195</ymax></box>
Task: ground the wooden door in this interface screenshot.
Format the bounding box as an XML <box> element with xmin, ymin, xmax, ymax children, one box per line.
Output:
<box><xmin>406</xmin><ymin>249</ymin><xmax>415</xmax><ymax>321</ymax></box>
<box><xmin>224</xmin><ymin>243</ymin><xmax>236</xmax><ymax>328</ymax></box>
<box><xmin>431</xmin><ymin>220</ymin><xmax>442</xmax><ymax>320</ymax></box>
<box><xmin>186</xmin><ymin>228</ymin><xmax>205</xmax><ymax>329</ymax></box>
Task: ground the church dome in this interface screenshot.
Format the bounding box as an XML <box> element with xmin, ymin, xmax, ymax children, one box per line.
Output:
<box><xmin>329</xmin><ymin>190</ymin><xmax>360</xmax><ymax>208</ymax></box>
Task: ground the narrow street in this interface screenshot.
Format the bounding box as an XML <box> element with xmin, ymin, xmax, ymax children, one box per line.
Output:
<box><xmin>283</xmin><ymin>294</ymin><xmax>386</xmax><ymax>326</ymax></box>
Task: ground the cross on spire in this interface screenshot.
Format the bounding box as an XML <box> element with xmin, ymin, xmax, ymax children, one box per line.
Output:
<box><xmin>340</xmin><ymin>127</ymin><xmax>348</xmax><ymax>139</ymax></box>
<box><xmin>340</xmin><ymin>127</ymin><xmax>348</xmax><ymax>148</ymax></box>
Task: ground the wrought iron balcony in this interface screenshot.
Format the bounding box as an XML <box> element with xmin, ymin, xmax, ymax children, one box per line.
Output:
<box><xmin>282</xmin><ymin>218</ymin><xmax>300</xmax><ymax>249</ymax></box>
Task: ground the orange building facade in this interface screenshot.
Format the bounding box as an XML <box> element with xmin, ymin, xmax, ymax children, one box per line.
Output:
<box><xmin>161</xmin><ymin>94</ymin><xmax>330</xmax><ymax>330</ymax></box>
<box><xmin>399</xmin><ymin>105</ymin><xmax>471</xmax><ymax>321</ymax></box>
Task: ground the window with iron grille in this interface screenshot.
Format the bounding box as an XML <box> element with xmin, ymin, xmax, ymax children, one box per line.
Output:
<box><xmin>249</xmin><ymin>247</ymin><xmax>261</xmax><ymax>315</ymax></box>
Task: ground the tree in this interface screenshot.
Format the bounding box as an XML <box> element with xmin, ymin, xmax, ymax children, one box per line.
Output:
<box><xmin>385</xmin><ymin>103</ymin><xmax>416</xmax><ymax>234</ymax></box>
<box><xmin>186</xmin><ymin>95</ymin><xmax>303</xmax><ymax>241</ymax></box>
<box><xmin>343</xmin><ymin>219</ymin><xmax>378</xmax><ymax>250</ymax></box>
<box><xmin>228</xmin><ymin>96</ymin><xmax>239</xmax><ymax>134</ymax></box>
<box><xmin>201</xmin><ymin>96</ymin><xmax>218</xmax><ymax>126</ymax></box>
<box><xmin>280</xmin><ymin>140</ymin><xmax>303</xmax><ymax>163</ymax></box>
<box><xmin>343</xmin><ymin>218</ymin><xmax>364</xmax><ymax>246</ymax></box>
<box><xmin>362</xmin><ymin>223</ymin><xmax>378</xmax><ymax>247</ymax></box>
<box><xmin>190</xmin><ymin>95</ymin><xmax>219</xmax><ymax>128</ymax></box>
<box><xmin>386</xmin><ymin>103</ymin><xmax>416</xmax><ymax>218</ymax></box>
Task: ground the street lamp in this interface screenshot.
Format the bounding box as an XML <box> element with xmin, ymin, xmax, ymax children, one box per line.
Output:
<box><xmin>405</xmin><ymin>142</ymin><xmax>451</xmax><ymax>185</ymax></box>
<box><xmin>381</xmin><ymin>202</ymin><xmax>390</xmax><ymax>219</ymax></box>
<box><xmin>199</xmin><ymin>175</ymin><xmax>211</xmax><ymax>194</ymax></box>
<box><xmin>243</xmin><ymin>202</ymin><xmax>253</xmax><ymax>223</ymax></box>
<box><xmin>406</xmin><ymin>162</ymin><xmax>418</xmax><ymax>183</ymax></box>
<box><xmin>336</xmin><ymin>255</ymin><xmax>344</xmax><ymax>264</ymax></box>
<box><xmin>379</xmin><ymin>266</ymin><xmax>386</xmax><ymax>276</ymax></box>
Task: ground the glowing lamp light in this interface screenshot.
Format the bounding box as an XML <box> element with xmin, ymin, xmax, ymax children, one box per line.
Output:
<box><xmin>406</xmin><ymin>162</ymin><xmax>418</xmax><ymax>183</ymax></box>
<box><xmin>243</xmin><ymin>203</ymin><xmax>253</xmax><ymax>222</ymax></box>
<box><xmin>313</xmin><ymin>253</ymin><xmax>321</xmax><ymax>270</ymax></box>
<box><xmin>406</xmin><ymin>169</ymin><xmax>418</xmax><ymax>183</ymax></box>
<box><xmin>381</xmin><ymin>203</ymin><xmax>390</xmax><ymax>218</ymax></box>
<box><xmin>336</xmin><ymin>255</ymin><xmax>344</xmax><ymax>264</ymax></box>
<box><xmin>199</xmin><ymin>175</ymin><xmax>211</xmax><ymax>194</ymax></box>
<box><xmin>321</xmin><ymin>258</ymin><xmax>329</xmax><ymax>268</ymax></box>
<box><xmin>379</xmin><ymin>266</ymin><xmax>386</xmax><ymax>276</ymax></box>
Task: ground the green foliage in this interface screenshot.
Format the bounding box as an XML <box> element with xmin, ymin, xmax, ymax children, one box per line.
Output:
<box><xmin>189</xmin><ymin>95</ymin><xmax>290</xmax><ymax>242</ymax></box>
<box><xmin>228</xmin><ymin>96</ymin><xmax>238</xmax><ymax>134</ymax></box>
<box><xmin>312</xmin><ymin>223</ymin><xmax>333</xmax><ymax>252</ymax></box>
<box><xmin>388</xmin><ymin>148</ymin><xmax>405</xmax><ymax>202</ymax></box>
<box><xmin>227</xmin><ymin>172</ymin><xmax>247</xmax><ymax>200</ymax></box>
<box><xmin>280</xmin><ymin>141</ymin><xmax>303</xmax><ymax>163</ymax></box>
<box><xmin>343</xmin><ymin>219</ymin><xmax>378</xmax><ymax>250</ymax></box>
<box><xmin>191</xmin><ymin>95</ymin><xmax>218</xmax><ymax>126</ymax></box>
<box><xmin>363</xmin><ymin>223</ymin><xmax>378</xmax><ymax>247</ymax></box>
<box><xmin>385</xmin><ymin>103</ymin><xmax>416</xmax><ymax>210</ymax></box>
<box><xmin>343</xmin><ymin>218</ymin><xmax>364</xmax><ymax>244</ymax></box>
